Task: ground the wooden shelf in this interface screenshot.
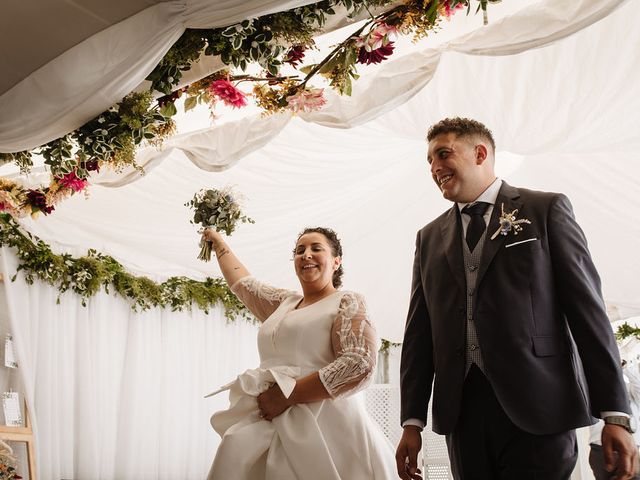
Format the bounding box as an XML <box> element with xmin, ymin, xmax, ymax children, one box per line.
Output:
<box><xmin>0</xmin><ymin>401</ymin><xmax>36</xmax><ymax>479</ymax></box>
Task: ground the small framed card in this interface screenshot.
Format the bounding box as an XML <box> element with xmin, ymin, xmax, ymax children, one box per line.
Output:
<box><xmin>2</xmin><ymin>391</ymin><xmax>23</xmax><ymax>427</ymax></box>
<box><xmin>4</xmin><ymin>334</ymin><xmax>18</xmax><ymax>368</ymax></box>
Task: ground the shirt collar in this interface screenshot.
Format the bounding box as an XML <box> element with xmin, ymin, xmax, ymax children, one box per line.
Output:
<box><xmin>457</xmin><ymin>178</ymin><xmax>503</xmax><ymax>212</ymax></box>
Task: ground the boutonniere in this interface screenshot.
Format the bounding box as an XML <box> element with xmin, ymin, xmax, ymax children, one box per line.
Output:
<box><xmin>490</xmin><ymin>203</ymin><xmax>531</xmax><ymax>240</ymax></box>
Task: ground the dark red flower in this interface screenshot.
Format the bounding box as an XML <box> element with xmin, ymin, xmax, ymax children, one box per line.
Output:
<box><xmin>157</xmin><ymin>88</ymin><xmax>183</xmax><ymax>107</ymax></box>
<box><xmin>357</xmin><ymin>42</ymin><xmax>395</xmax><ymax>65</ymax></box>
<box><xmin>26</xmin><ymin>189</ymin><xmax>55</xmax><ymax>214</ymax></box>
<box><xmin>83</xmin><ymin>160</ymin><xmax>100</xmax><ymax>172</ymax></box>
<box><xmin>284</xmin><ymin>45</ymin><xmax>306</xmax><ymax>67</ymax></box>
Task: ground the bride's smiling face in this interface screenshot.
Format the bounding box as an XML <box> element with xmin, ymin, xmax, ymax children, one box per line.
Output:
<box><xmin>293</xmin><ymin>233</ymin><xmax>340</xmax><ymax>290</ymax></box>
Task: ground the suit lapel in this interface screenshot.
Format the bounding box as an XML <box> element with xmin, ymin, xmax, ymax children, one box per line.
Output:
<box><xmin>440</xmin><ymin>206</ymin><xmax>465</xmax><ymax>292</ymax></box>
<box><xmin>476</xmin><ymin>182</ymin><xmax>522</xmax><ymax>287</ymax></box>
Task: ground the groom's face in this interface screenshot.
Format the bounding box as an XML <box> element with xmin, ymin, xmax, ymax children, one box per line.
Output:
<box><xmin>428</xmin><ymin>132</ymin><xmax>481</xmax><ymax>203</ymax></box>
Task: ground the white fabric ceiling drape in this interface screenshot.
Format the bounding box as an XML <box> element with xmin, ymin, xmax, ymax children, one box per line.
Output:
<box><xmin>59</xmin><ymin>0</ymin><xmax>632</xmax><ymax>187</ymax></box>
<box><xmin>0</xmin><ymin>0</ymin><xmax>321</xmax><ymax>152</ymax></box>
<box><xmin>0</xmin><ymin>247</ymin><xmax>260</xmax><ymax>480</ymax></box>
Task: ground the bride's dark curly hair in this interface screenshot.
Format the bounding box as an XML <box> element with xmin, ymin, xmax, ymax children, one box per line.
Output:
<box><xmin>294</xmin><ymin>227</ymin><xmax>344</xmax><ymax>289</ymax></box>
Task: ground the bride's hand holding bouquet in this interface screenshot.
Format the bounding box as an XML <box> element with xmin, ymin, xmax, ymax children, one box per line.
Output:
<box><xmin>186</xmin><ymin>187</ymin><xmax>254</xmax><ymax>261</ymax></box>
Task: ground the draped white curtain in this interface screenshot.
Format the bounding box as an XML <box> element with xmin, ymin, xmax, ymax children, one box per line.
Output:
<box><xmin>73</xmin><ymin>0</ymin><xmax>634</xmax><ymax>187</ymax></box>
<box><xmin>0</xmin><ymin>247</ymin><xmax>259</xmax><ymax>480</ymax></box>
<box><xmin>0</xmin><ymin>0</ymin><xmax>321</xmax><ymax>152</ymax></box>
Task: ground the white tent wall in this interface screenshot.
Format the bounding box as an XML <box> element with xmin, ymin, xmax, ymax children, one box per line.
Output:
<box><xmin>0</xmin><ymin>247</ymin><xmax>260</xmax><ymax>479</ymax></box>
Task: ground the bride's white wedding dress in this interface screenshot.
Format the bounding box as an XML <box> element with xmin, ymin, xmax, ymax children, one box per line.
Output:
<box><xmin>207</xmin><ymin>276</ymin><xmax>397</xmax><ymax>480</ymax></box>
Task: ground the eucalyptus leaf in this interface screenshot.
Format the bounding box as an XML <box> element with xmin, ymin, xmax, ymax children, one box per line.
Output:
<box><xmin>184</xmin><ymin>96</ymin><xmax>198</xmax><ymax>112</ymax></box>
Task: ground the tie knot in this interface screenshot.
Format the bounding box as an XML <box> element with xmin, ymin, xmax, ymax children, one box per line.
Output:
<box><xmin>462</xmin><ymin>202</ymin><xmax>490</xmax><ymax>217</ymax></box>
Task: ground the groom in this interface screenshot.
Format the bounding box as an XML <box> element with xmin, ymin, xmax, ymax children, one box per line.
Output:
<box><xmin>395</xmin><ymin>117</ymin><xmax>638</xmax><ymax>479</ymax></box>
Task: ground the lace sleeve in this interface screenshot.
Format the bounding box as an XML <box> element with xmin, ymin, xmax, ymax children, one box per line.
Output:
<box><xmin>318</xmin><ymin>292</ymin><xmax>379</xmax><ymax>398</ymax></box>
<box><xmin>230</xmin><ymin>276</ymin><xmax>296</xmax><ymax>322</ymax></box>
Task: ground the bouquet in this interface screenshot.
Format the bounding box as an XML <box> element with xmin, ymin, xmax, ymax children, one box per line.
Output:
<box><xmin>185</xmin><ymin>187</ymin><xmax>254</xmax><ymax>261</ymax></box>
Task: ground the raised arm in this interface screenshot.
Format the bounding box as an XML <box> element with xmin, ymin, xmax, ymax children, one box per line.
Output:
<box><xmin>202</xmin><ymin>228</ymin><xmax>294</xmax><ymax>321</ymax></box>
<box><xmin>202</xmin><ymin>228</ymin><xmax>250</xmax><ymax>287</ymax></box>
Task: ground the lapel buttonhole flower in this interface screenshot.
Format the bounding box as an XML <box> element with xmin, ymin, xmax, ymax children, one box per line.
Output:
<box><xmin>490</xmin><ymin>203</ymin><xmax>531</xmax><ymax>240</ymax></box>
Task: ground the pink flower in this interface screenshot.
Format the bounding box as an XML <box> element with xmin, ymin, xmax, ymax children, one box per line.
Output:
<box><xmin>355</xmin><ymin>22</ymin><xmax>398</xmax><ymax>52</ymax></box>
<box><xmin>442</xmin><ymin>0</ymin><xmax>465</xmax><ymax>18</ymax></box>
<box><xmin>357</xmin><ymin>42</ymin><xmax>395</xmax><ymax>65</ymax></box>
<box><xmin>209</xmin><ymin>80</ymin><xmax>247</xmax><ymax>108</ymax></box>
<box><xmin>286</xmin><ymin>88</ymin><xmax>327</xmax><ymax>113</ymax></box>
<box><xmin>59</xmin><ymin>171</ymin><xmax>88</xmax><ymax>193</ymax></box>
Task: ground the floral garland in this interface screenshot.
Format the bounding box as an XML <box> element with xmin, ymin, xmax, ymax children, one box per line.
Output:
<box><xmin>616</xmin><ymin>322</ymin><xmax>640</xmax><ymax>342</ymax></box>
<box><xmin>0</xmin><ymin>91</ymin><xmax>175</xmax><ymax>218</ymax></box>
<box><xmin>0</xmin><ymin>213</ymin><xmax>401</xmax><ymax>350</ymax></box>
<box><xmin>0</xmin><ymin>0</ymin><xmax>497</xmax><ymax>219</ymax></box>
<box><xmin>0</xmin><ymin>213</ymin><xmax>247</xmax><ymax>320</ymax></box>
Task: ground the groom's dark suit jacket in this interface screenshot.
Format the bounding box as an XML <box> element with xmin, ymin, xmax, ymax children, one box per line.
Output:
<box><xmin>400</xmin><ymin>182</ymin><xmax>630</xmax><ymax>435</ymax></box>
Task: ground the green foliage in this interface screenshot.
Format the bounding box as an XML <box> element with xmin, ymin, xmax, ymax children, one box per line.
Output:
<box><xmin>147</xmin><ymin>1</ymin><xmax>398</xmax><ymax>94</ymax></box>
<box><xmin>0</xmin><ymin>213</ymin><xmax>249</xmax><ymax>319</ymax></box>
<box><xmin>0</xmin><ymin>151</ymin><xmax>34</xmax><ymax>174</ymax></box>
<box><xmin>379</xmin><ymin>338</ymin><xmax>402</xmax><ymax>355</ymax></box>
<box><xmin>616</xmin><ymin>322</ymin><xmax>640</xmax><ymax>342</ymax></box>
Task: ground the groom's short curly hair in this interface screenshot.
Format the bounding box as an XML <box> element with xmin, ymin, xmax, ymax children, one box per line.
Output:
<box><xmin>427</xmin><ymin>117</ymin><xmax>495</xmax><ymax>151</ymax></box>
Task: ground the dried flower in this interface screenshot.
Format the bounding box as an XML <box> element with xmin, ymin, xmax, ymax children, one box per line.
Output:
<box><xmin>209</xmin><ymin>80</ymin><xmax>248</xmax><ymax>108</ymax></box>
<box><xmin>490</xmin><ymin>203</ymin><xmax>532</xmax><ymax>240</ymax></box>
<box><xmin>286</xmin><ymin>87</ymin><xmax>327</xmax><ymax>113</ymax></box>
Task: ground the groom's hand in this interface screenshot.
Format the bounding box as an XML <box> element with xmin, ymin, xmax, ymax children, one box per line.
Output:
<box><xmin>257</xmin><ymin>383</ymin><xmax>293</xmax><ymax>421</ymax></box>
<box><xmin>602</xmin><ymin>424</ymin><xmax>639</xmax><ymax>480</ymax></box>
<box><xmin>396</xmin><ymin>426</ymin><xmax>423</xmax><ymax>480</ymax></box>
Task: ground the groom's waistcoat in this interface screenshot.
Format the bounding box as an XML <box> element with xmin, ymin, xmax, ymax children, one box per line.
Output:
<box><xmin>463</xmin><ymin>229</ymin><xmax>486</xmax><ymax>373</ymax></box>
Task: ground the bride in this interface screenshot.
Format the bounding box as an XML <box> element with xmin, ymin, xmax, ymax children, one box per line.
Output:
<box><xmin>203</xmin><ymin>226</ymin><xmax>397</xmax><ymax>480</ymax></box>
